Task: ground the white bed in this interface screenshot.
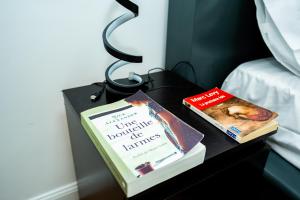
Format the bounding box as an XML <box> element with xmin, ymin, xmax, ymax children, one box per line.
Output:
<box><xmin>222</xmin><ymin>57</ymin><xmax>300</xmax><ymax>169</ymax></box>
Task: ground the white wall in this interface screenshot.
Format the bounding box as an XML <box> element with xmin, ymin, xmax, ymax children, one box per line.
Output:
<box><xmin>0</xmin><ymin>0</ymin><xmax>169</xmax><ymax>199</ymax></box>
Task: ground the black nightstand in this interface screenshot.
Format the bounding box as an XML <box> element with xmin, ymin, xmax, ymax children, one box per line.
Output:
<box><xmin>63</xmin><ymin>71</ymin><xmax>275</xmax><ymax>200</ymax></box>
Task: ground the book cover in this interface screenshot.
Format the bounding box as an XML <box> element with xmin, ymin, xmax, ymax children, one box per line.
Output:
<box><xmin>183</xmin><ymin>88</ymin><xmax>278</xmax><ymax>143</ymax></box>
<box><xmin>81</xmin><ymin>90</ymin><xmax>205</xmax><ymax>197</ymax></box>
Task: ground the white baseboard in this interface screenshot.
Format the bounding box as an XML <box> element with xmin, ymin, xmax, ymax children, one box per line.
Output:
<box><xmin>28</xmin><ymin>182</ymin><xmax>78</xmax><ymax>200</ymax></box>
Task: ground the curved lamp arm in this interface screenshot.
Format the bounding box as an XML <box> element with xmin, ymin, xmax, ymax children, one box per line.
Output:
<box><xmin>102</xmin><ymin>0</ymin><xmax>143</xmax><ymax>63</ymax></box>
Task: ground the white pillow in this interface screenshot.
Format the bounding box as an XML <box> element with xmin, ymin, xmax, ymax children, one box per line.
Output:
<box><xmin>255</xmin><ymin>0</ymin><xmax>300</xmax><ymax>76</ymax></box>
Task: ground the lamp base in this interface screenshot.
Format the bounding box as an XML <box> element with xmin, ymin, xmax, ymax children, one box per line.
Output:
<box><xmin>105</xmin><ymin>84</ymin><xmax>148</xmax><ymax>102</ymax></box>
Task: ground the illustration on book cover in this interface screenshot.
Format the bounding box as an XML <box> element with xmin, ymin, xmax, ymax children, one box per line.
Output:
<box><xmin>183</xmin><ymin>88</ymin><xmax>278</xmax><ymax>140</ymax></box>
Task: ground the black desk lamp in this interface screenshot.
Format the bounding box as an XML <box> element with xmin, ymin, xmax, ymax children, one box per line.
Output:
<box><xmin>103</xmin><ymin>0</ymin><xmax>146</xmax><ymax>96</ymax></box>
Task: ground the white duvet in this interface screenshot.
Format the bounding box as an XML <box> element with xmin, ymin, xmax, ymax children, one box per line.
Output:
<box><xmin>222</xmin><ymin>58</ymin><xmax>300</xmax><ymax>169</ymax></box>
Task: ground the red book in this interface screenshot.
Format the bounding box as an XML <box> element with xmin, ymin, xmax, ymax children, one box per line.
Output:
<box><xmin>183</xmin><ymin>88</ymin><xmax>278</xmax><ymax>143</ymax></box>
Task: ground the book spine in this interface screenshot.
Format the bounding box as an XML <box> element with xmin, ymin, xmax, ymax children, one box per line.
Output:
<box><xmin>183</xmin><ymin>100</ymin><xmax>240</xmax><ymax>142</ymax></box>
<box><xmin>81</xmin><ymin>118</ymin><xmax>128</xmax><ymax>193</ymax></box>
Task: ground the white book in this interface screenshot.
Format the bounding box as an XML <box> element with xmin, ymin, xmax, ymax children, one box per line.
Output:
<box><xmin>81</xmin><ymin>90</ymin><xmax>206</xmax><ymax>197</ymax></box>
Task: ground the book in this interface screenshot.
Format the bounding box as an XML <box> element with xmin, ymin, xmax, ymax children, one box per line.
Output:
<box><xmin>183</xmin><ymin>88</ymin><xmax>278</xmax><ymax>143</ymax></box>
<box><xmin>81</xmin><ymin>90</ymin><xmax>206</xmax><ymax>197</ymax></box>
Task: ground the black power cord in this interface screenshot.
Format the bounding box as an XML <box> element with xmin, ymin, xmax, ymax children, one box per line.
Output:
<box><xmin>146</xmin><ymin>67</ymin><xmax>165</xmax><ymax>86</ymax></box>
<box><xmin>89</xmin><ymin>61</ymin><xmax>197</xmax><ymax>102</ymax></box>
<box><xmin>90</xmin><ymin>81</ymin><xmax>106</xmax><ymax>102</ymax></box>
<box><xmin>90</xmin><ymin>67</ymin><xmax>165</xmax><ymax>102</ymax></box>
<box><xmin>170</xmin><ymin>61</ymin><xmax>198</xmax><ymax>84</ymax></box>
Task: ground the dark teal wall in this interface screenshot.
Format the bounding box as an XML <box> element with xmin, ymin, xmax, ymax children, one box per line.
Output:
<box><xmin>166</xmin><ymin>0</ymin><xmax>271</xmax><ymax>89</ymax></box>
